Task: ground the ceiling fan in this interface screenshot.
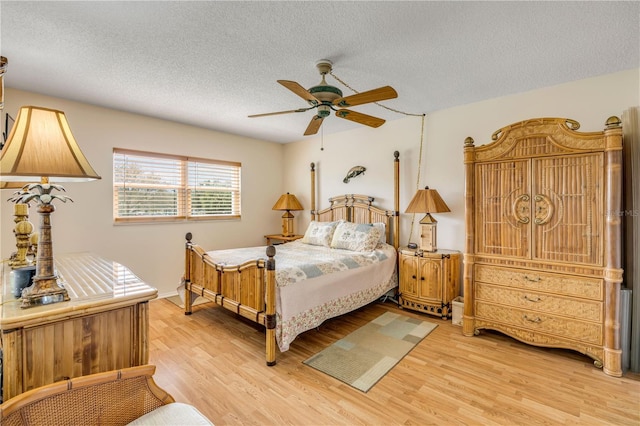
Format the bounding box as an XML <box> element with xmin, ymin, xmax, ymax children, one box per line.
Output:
<box><xmin>248</xmin><ymin>60</ymin><xmax>398</xmax><ymax>136</ymax></box>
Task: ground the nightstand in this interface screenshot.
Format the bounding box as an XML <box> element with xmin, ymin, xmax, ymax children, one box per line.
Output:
<box><xmin>264</xmin><ymin>234</ymin><xmax>303</xmax><ymax>245</ymax></box>
<box><xmin>398</xmin><ymin>247</ymin><xmax>461</xmax><ymax>319</ymax></box>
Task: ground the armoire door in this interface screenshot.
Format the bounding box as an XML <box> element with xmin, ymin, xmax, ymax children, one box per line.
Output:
<box><xmin>475</xmin><ymin>159</ymin><xmax>530</xmax><ymax>258</ymax></box>
<box><xmin>532</xmin><ymin>153</ymin><xmax>604</xmax><ymax>265</ymax></box>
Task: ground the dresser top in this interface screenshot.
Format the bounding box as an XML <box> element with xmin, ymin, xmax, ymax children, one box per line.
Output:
<box><xmin>399</xmin><ymin>247</ymin><xmax>461</xmax><ymax>257</ymax></box>
<box><xmin>1</xmin><ymin>252</ymin><xmax>157</xmax><ymax>329</ymax></box>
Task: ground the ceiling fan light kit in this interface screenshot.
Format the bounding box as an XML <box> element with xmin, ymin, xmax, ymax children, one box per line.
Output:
<box><xmin>249</xmin><ymin>59</ymin><xmax>398</xmax><ymax>136</ymax></box>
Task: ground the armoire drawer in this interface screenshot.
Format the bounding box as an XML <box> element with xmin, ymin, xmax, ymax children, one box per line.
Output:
<box><xmin>474</xmin><ymin>264</ymin><xmax>603</xmax><ymax>300</ymax></box>
<box><xmin>475</xmin><ymin>283</ymin><xmax>603</xmax><ymax>322</ymax></box>
<box><xmin>475</xmin><ymin>301</ymin><xmax>603</xmax><ymax>345</ymax></box>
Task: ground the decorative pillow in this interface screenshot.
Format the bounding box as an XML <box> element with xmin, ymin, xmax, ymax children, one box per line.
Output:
<box><xmin>371</xmin><ymin>222</ymin><xmax>387</xmax><ymax>244</ymax></box>
<box><xmin>301</xmin><ymin>221</ymin><xmax>340</xmax><ymax>247</ymax></box>
<box><xmin>330</xmin><ymin>221</ymin><xmax>382</xmax><ymax>252</ymax></box>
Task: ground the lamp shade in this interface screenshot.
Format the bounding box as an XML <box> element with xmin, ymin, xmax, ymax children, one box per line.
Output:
<box><xmin>272</xmin><ymin>192</ymin><xmax>303</xmax><ymax>211</ymax></box>
<box><xmin>0</xmin><ymin>106</ymin><xmax>101</xmax><ymax>182</ymax></box>
<box><xmin>405</xmin><ymin>186</ymin><xmax>451</xmax><ymax>214</ymax></box>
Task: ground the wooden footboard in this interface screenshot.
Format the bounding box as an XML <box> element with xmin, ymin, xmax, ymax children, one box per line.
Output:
<box><xmin>184</xmin><ymin>232</ymin><xmax>277</xmax><ymax>365</ymax></box>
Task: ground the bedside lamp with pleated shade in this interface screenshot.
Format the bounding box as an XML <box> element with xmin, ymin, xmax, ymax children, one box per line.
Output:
<box><xmin>405</xmin><ymin>186</ymin><xmax>451</xmax><ymax>252</ymax></box>
<box><xmin>0</xmin><ymin>105</ymin><xmax>101</xmax><ymax>308</ymax></box>
<box><xmin>272</xmin><ymin>192</ymin><xmax>303</xmax><ymax>237</ymax></box>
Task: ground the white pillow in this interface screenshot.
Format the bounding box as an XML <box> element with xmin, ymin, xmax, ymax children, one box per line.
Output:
<box><xmin>330</xmin><ymin>221</ymin><xmax>382</xmax><ymax>252</ymax></box>
<box><xmin>301</xmin><ymin>221</ymin><xmax>340</xmax><ymax>247</ymax></box>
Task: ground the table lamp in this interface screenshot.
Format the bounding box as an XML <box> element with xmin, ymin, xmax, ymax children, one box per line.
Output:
<box><xmin>405</xmin><ymin>186</ymin><xmax>451</xmax><ymax>252</ymax></box>
<box><xmin>272</xmin><ymin>192</ymin><xmax>303</xmax><ymax>236</ymax></box>
<box><xmin>0</xmin><ymin>105</ymin><xmax>101</xmax><ymax>308</ymax></box>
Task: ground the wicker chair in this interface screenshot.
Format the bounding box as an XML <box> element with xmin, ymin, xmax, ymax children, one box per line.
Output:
<box><xmin>0</xmin><ymin>365</ymin><xmax>212</xmax><ymax>425</ymax></box>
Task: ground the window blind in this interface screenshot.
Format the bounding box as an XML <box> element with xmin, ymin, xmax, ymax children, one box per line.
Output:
<box><xmin>113</xmin><ymin>149</ymin><xmax>241</xmax><ymax>222</ymax></box>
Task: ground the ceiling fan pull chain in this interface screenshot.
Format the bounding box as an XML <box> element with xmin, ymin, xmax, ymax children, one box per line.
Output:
<box><xmin>329</xmin><ymin>71</ymin><xmax>423</xmax><ymax>117</ymax></box>
<box><xmin>328</xmin><ymin>67</ymin><xmax>427</xmax><ymax>245</ymax></box>
<box><xmin>408</xmin><ymin>114</ymin><xmax>426</xmax><ymax>246</ymax></box>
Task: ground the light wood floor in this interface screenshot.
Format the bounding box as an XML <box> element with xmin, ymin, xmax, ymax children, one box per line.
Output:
<box><xmin>148</xmin><ymin>298</ymin><xmax>640</xmax><ymax>425</ymax></box>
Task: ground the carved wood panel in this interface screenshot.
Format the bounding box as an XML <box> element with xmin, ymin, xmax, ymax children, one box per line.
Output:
<box><xmin>475</xmin><ymin>160</ymin><xmax>530</xmax><ymax>257</ymax></box>
<box><xmin>533</xmin><ymin>153</ymin><xmax>603</xmax><ymax>265</ymax></box>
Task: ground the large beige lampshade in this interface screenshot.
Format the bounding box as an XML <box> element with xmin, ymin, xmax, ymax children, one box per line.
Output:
<box><xmin>0</xmin><ymin>106</ymin><xmax>101</xmax><ymax>182</ymax></box>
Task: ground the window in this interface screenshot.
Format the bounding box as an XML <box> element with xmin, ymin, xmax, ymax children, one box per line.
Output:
<box><xmin>113</xmin><ymin>149</ymin><xmax>241</xmax><ymax>222</ymax></box>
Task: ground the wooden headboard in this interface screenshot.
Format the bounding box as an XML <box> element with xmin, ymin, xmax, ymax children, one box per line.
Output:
<box><xmin>309</xmin><ymin>151</ymin><xmax>400</xmax><ymax>248</ymax></box>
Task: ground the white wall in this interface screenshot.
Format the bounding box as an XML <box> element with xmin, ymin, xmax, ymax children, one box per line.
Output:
<box><xmin>1</xmin><ymin>89</ymin><xmax>284</xmax><ymax>297</ymax></box>
<box><xmin>284</xmin><ymin>68</ymin><xmax>640</xmax><ymax>263</ymax></box>
<box><xmin>2</xmin><ymin>69</ymin><xmax>638</xmax><ymax>297</ymax></box>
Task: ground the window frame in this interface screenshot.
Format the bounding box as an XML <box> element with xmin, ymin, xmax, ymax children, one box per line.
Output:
<box><xmin>113</xmin><ymin>148</ymin><xmax>241</xmax><ymax>223</ymax></box>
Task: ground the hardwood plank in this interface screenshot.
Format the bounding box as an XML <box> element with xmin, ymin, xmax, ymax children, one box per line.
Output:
<box><xmin>148</xmin><ymin>298</ymin><xmax>640</xmax><ymax>425</ymax></box>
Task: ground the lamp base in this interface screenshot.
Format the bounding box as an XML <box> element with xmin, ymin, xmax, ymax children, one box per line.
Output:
<box><xmin>20</xmin><ymin>276</ymin><xmax>69</xmax><ymax>308</ymax></box>
<box><xmin>418</xmin><ymin>218</ymin><xmax>438</xmax><ymax>253</ymax></box>
<box><xmin>281</xmin><ymin>211</ymin><xmax>295</xmax><ymax>237</ymax></box>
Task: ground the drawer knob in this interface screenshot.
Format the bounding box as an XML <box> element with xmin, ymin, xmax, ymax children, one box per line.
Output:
<box><xmin>523</xmin><ymin>314</ymin><xmax>542</xmax><ymax>323</ymax></box>
<box><xmin>524</xmin><ymin>275</ymin><xmax>542</xmax><ymax>282</ymax></box>
<box><xmin>523</xmin><ymin>295</ymin><xmax>542</xmax><ymax>302</ymax></box>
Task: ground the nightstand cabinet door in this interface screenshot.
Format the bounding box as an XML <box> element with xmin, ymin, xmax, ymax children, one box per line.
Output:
<box><xmin>398</xmin><ymin>254</ymin><xmax>419</xmax><ymax>298</ymax></box>
<box><xmin>418</xmin><ymin>258</ymin><xmax>443</xmax><ymax>303</ymax></box>
<box><xmin>398</xmin><ymin>248</ymin><xmax>461</xmax><ymax>319</ymax></box>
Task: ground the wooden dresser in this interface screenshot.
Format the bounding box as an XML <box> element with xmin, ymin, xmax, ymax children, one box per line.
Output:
<box><xmin>0</xmin><ymin>252</ymin><xmax>157</xmax><ymax>401</ymax></box>
<box><xmin>462</xmin><ymin>117</ymin><xmax>624</xmax><ymax>377</ymax></box>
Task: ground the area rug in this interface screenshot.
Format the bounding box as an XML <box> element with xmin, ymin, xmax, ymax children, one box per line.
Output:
<box><xmin>303</xmin><ymin>311</ymin><xmax>437</xmax><ymax>392</ymax></box>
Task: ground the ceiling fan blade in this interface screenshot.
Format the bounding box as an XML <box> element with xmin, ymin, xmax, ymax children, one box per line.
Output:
<box><xmin>335</xmin><ymin>109</ymin><xmax>385</xmax><ymax>128</ymax></box>
<box><xmin>333</xmin><ymin>86</ymin><xmax>398</xmax><ymax>108</ymax></box>
<box><xmin>278</xmin><ymin>80</ymin><xmax>320</xmax><ymax>105</ymax></box>
<box><xmin>304</xmin><ymin>115</ymin><xmax>324</xmax><ymax>136</ymax></box>
<box><xmin>248</xmin><ymin>107</ymin><xmax>312</xmax><ymax>118</ymax></box>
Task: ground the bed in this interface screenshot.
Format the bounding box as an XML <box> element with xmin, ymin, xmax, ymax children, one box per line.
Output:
<box><xmin>183</xmin><ymin>151</ymin><xmax>400</xmax><ymax>365</ymax></box>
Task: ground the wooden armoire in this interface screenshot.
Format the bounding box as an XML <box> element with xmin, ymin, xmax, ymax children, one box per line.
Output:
<box><xmin>462</xmin><ymin>117</ymin><xmax>623</xmax><ymax>377</ymax></box>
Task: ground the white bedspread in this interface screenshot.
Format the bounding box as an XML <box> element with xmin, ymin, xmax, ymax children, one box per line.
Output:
<box><xmin>206</xmin><ymin>241</ymin><xmax>398</xmax><ymax>351</ymax></box>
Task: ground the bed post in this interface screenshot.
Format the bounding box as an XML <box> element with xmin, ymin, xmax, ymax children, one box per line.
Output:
<box><xmin>265</xmin><ymin>245</ymin><xmax>277</xmax><ymax>366</ymax></box>
<box><xmin>462</xmin><ymin>137</ymin><xmax>476</xmax><ymax>337</ymax></box>
<box><xmin>310</xmin><ymin>162</ymin><xmax>317</xmax><ymax>221</ymax></box>
<box><xmin>393</xmin><ymin>151</ymin><xmax>400</xmax><ymax>249</ymax></box>
<box><xmin>184</xmin><ymin>232</ymin><xmax>193</xmax><ymax>315</ymax></box>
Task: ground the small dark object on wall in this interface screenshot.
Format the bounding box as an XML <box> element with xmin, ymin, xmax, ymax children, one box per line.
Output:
<box><xmin>343</xmin><ymin>166</ymin><xmax>366</xmax><ymax>183</ymax></box>
<box><xmin>408</xmin><ymin>243</ymin><xmax>418</xmax><ymax>249</ymax></box>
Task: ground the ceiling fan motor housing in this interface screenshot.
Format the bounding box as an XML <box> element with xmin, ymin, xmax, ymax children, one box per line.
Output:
<box><xmin>317</xmin><ymin>104</ymin><xmax>331</xmax><ymax>118</ymax></box>
<box><xmin>309</xmin><ymin>83</ymin><xmax>342</xmax><ymax>103</ymax></box>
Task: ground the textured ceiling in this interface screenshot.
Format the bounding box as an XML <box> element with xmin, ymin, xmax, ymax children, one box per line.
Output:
<box><xmin>1</xmin><ymin>1</ymin><xmax>638</xmax><ymax>143</ymax></box>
